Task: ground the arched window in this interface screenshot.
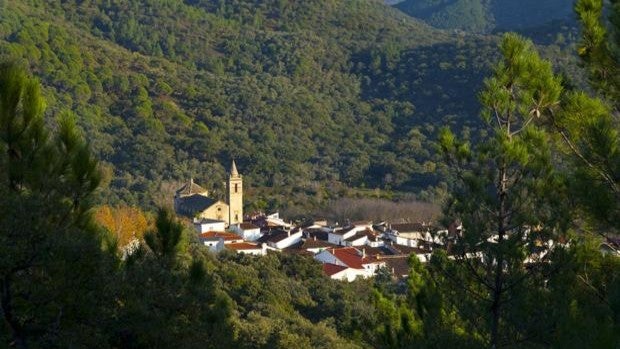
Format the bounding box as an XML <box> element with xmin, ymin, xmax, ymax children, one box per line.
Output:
<box><xmin>234</xmin><ymin>183</ymin><xmax>238</xmax><ymax>193</ymax></box>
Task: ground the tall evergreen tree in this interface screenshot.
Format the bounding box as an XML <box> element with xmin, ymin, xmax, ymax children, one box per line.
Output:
<box><xmin>438</xmin><ymin>33</ymin><xmax>569</xmax><ymax>348</ymax></box>
<box><xmin>575</xmin><ymin>0</ymin><xmax>620</xmax><ymax>106</ymax></box>
<box><xmin>559</xmin><ymin>0</ymin><xmax>620</xmax><ymax>229</ymax></box>
<box><xmin>0</xmin><ymin>62</ymin><xmax>112</xmax><ymax>347</ymax></box>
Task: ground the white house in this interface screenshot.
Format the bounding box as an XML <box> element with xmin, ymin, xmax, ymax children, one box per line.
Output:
<box><xmin>231</xmin><ymin>222</ymin><xmax>262</xmax><ymax>241</ymax></box>
<box><xmin>201</xmin><ymin>237</ymin><xmax>225</xmax><ymax>253</ymax></box>
<box><xmin>198</xmin><ymin>231</ymin><xmax>244</xmax><ymax>253</ymax></box>
<box><xmin>194</xmin><ymin>218</ymin><xmax>227</xmax><ymax>233</ymax></box>
<box><xmin>322</xmin><ymin>263</ymin><xmax>367</xmax><ymax>282</ymax></box>
<box><xmin>343</xmin><ymin>228</ymin><xmax>383</xmax><ymax>248</ymax></box>
<box><xmin>264</xmin><ymin>212</ymin><xmax>294</xmax><ymax>229</ymax></box>
<box><xmin>386</xmin><ymin>222</ymin><xmax>434</xmax><ymax>247</ymax></box>
<box><xmin>300</xmin><ymin>238</ymin><xmax>337</xmax><ymax>254</ymax></box>
<box><xmin>328</xmin><ymin>226</ymin><xmax>367</xmax><ymax>245</ymax></box>
<box><xmin>314</xmin><ymin>247</ymin><xmax>385</xmax><ymax>280</ymax></box>
<box><xmin>263</xmin><ymin>228</ymin><xmax>303</xmax><ymax>250</ymax></box>
<box><xmin>344</xmin><ymin>232</ymin><xmax>368</xmax><ymax>247</ymax></box>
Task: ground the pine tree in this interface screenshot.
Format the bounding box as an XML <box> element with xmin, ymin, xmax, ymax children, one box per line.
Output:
<box><xmin>438</xmin><ymin>33</ymin><xmax>569</xmax><ymax>348</ymax></box>
<box><xmin>560</xmin><ymin>0</ymin><xmax>620</xmax><ymax>229</ymax></box>
<box><xmin>0</xmin><ymin>62</ymin><xmax>110</xmax><ymax>347</ymax></box>
<box><xmin>575</xmin><ymin>0</ymin><xmax>620</xmax><ymax>107</ymax></box>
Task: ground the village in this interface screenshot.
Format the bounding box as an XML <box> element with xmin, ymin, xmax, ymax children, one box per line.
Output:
<box><xmin>173</xmin><ymin>161</ymin><xmax>620</xmax><ymax>282</ymax></box>
<box><xmin>173</xmin><ymin>161</ymin><xmax>465</xmax><ymax>282</ymax></box>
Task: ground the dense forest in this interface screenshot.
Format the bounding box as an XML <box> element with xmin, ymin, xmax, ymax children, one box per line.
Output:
<box><xmin>1</xmin><ymin>0</ymin><xmax>619</xmax><ymax>348</ymax></box>
<box><xmin>394</xmin><ymin>0</ymin><xmax>576</xmax><ymax>37</ymax></box>
<box><xmin>0</xmin><ymin>0</ymin><xmax>581</xmax><ymax>211</ymax></box>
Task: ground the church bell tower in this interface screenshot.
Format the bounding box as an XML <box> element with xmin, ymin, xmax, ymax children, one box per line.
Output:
<box><xmin>226</xmin><ymin>160</ymin><xmax>243</xmax><ymax>225</ymax></box>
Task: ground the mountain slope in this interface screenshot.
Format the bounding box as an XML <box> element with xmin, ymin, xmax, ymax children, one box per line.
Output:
<box><xmin>395</xmin><ymin>0</ymin><xmax>575</xmax><ymax>34</ymax></box>
<box><xmin>0</xmin><ymin>0</ymin><xmax>578</xmax><ymax>209</ymax></box>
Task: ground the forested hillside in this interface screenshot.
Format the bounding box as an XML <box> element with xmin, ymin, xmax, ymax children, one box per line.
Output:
<box><xmin>395</xmin><ymin>0</ymin><xmax>575</xmax><ymax>37</ymax></box>
<box><xmin>0</xmin><ymin>0</ymin><xmax>577</xmax><ymax>210</ymax></box>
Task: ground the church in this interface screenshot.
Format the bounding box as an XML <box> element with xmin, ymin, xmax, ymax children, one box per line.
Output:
<box><xmin>174</xmin><ymin>161</ymin><xmax>243</xmax><ymax>226</ymax></box>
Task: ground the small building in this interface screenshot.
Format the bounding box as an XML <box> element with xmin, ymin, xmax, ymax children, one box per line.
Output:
<box><xmin>386</xmin><ymin>222</ymin><xmax>433</xmax><ymax>247</ymax></box>
<box><xmin>230</xmin><ymin>222</ymin><xmax>262</xmax><ymax>241</ymax></box>
<box><xmin>322</xmin><ymin>263</ymin><xmax>367</xmax><ymax>282</ymax></box>
<box><xmin>301</xmin><ymin>238</ymin><xmax>337</xmax><ymax>254</ymax></box>
<box><xmin>314</xmin><ymin>247</ymin><xmax>385</xmax><ymax>280</ymax></box>
<box><xmin>303</xmin><ymin>228</ymin><xmax>330</xmax><ymax>241</ymax></box>
<box><xmin>194</xmin><ymin>218</ymin><xmax>226</xmax><ymax>233</ymax></box>
<box><xmin>343</xmin><ymin>228</ymin><xmax>383</xmax><ymax>247</ymax></box>
<box><xmin>328</xmin><ymin>226</ymin><xmax>365</xmax><ymax>246</ymax></box>
<box><xmin>259</xmin><ymin>228</ymin><xmax>303</xmax><ymax>250</ymax></box>
<box><xmin>198</xmin><ymin>231</ymin><xmax>244</xmax><ymax>253</ymax></box>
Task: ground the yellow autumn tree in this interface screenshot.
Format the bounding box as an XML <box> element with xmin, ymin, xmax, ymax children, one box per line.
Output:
<box><xmin>95</xmin><ymin>205</ymin><xmax>150</xmax><ymax>248</ymax></box>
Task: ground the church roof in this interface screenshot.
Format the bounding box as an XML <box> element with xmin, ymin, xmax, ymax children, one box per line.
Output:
<box><xmin>176</xmin><ymin>194</ymin><xmax>223</xmax><ymax>216</ymax></box>
<box><xmin>176</xmin><ymin>178</ymin><xmax>207</xmax><ymax>197</ymax></box>
<box><xmin>195</xmin><ymin>218</ymin><xmax>226</xmax><ymax>225</ymax></box>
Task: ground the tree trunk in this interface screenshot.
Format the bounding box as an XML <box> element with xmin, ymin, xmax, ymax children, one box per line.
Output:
<box><xmin>491</xmin><ymin>162</ymin><xmax>508</xmax><ymax>348</ymax></box>
<box><xmin>1</xmin><ymin>276</ymin><xmax>27</xmax><ymax>349</ymax></box>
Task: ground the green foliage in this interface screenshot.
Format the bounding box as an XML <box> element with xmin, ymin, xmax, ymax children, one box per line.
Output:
<box><xmin>0</xmin><ymin>62</ymin><xmax>112</xmax><ymax>347</ymax></box>
<box><xmin>545</xmin><ymin>237</ymin><xmax>620</xmax><ymax>348</ymax></box>
<box><xmin>0</xmin><ymin>0</ymin><xmax>582</xmax><ymax>211</ymax></box>
<box><xmin>144</xmin><ymin>208</ymin><xmax>185</xmax><ymax>261</ymax></box>
<box><xmin>395</xmin><ymin>0</ymin><xmax>575</xmax><ymax>35</ymax></box>
<box><xmin>575</xmin><ymin>0</ymin><xmax>620</xmax><ymax>105</ymax></box>
<box><xmin>426</xmin><ymin>22</ymin><xmax>620</xmax><ymax>347</ymax></box>
<box><xmin>438</xmin><ymin>33</ymin><xmax>571</xmax><ymax>347</ymax></box>
<box><xmin>0</xmin><ymin>61</ymin><xmax>387</xmax><ymax>349</ymax></box>
<box><xmin>558</xmin><ymin>0</ymin><xmax>620</xmax><ymax>230</ymax></box>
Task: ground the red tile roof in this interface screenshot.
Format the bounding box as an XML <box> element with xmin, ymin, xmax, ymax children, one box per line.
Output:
<box><xmin>331</xmin><ymin>247</ymin><xmax>379</xmax><ymax>269</ymax></box>
<box><xmin>226</xmin><ymin>242</ymin><xmax>262</xmax><ymax>251</ymax></box>
<box><xmin>199</xmin><ymin>231</ymin><xmax>241</xmax><ymax>241</ymax></box>
<box><xmin>323</xmin><ymin>263</ymin><xmax>348</xmax><ymax>276</ymax></box>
